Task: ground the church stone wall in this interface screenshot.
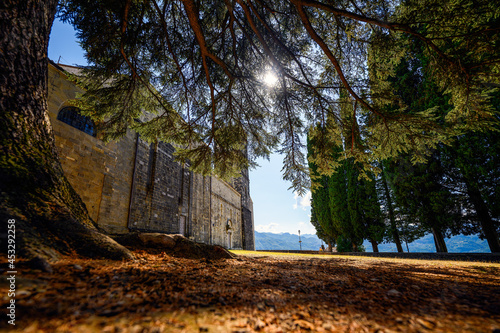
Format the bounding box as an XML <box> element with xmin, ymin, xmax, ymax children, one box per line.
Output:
<box><xmin>47</xmin><ymin>62</ymin><xmax>253</xmax><ymax>249</ymax></box>
<box><xmin>189</xmin><ymin>174</ymin><xmax>211</xmax><ymax>244</ymax></box>
<box><xmin>48</xmin><ymin>64</ymin><xmax>135</xmax><ymax>234</ymax></box>
<box><xmin>231</xmin><ymin>169</ymin><xmax>255</xmax><ymax>250</ymax></box>
<box><xmin>211</xmin><ymin>177</ymin><xmax>242</xmax><ymax>249</ymax></box>
<box><xmin>128</xmin><ymin>140</ymin><xmax>189</xmax><ymax>234</ymax></box>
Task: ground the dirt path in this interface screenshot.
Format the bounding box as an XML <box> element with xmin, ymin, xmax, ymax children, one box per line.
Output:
<box><xmin>1</xmin><ymin>251</ymin><xmax>499</xmax><ymax>332</ymax></box>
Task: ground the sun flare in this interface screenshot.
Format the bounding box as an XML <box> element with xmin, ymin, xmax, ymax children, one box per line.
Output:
<box><xmin>263</xmin><ymin>71</ymin><xmax>278</xmax><ymax>87</ymax></box>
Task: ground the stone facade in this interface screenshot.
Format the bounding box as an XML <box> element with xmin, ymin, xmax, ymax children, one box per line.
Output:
<box><xmin>231</xmin><ymin>168</ymin><xmax>255</xmax><ymax>250</ymax></box>
<box><xmin>47</xmin><ymin>62</ymin><xmax>254</xmax><ymax>250</ymax></box>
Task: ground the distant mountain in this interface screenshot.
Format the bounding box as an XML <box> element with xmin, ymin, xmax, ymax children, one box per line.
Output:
<box><xmin>254</xmin><ymin>231</ymin><xmax>491</xmax><ymax>253</ymax></box>
<box><xmin>364</xmin><ymin>234</ymin><xmax>490</xmax><ymax>253</ymax></box>
<box><xmin>254</xmin><ymin>232</ymin><xmax>323</xmax><ymax>251</ymax></box>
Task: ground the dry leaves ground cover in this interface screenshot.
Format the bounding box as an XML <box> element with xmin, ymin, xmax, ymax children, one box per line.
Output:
<box><xmin>1</xmin><ymin>250</ymin><xmax>499</xmax><ymax>332</ymax></box>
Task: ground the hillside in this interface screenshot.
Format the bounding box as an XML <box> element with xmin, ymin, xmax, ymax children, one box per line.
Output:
<box><xmin>254</xmin><ymin>232</ymin><xmax>491</xmax><ymax>253</ymax></box>
<box><xmin>367</xmin><ymin>234</ymin><xmax>491</xmax><ymax>253</ymax></box>
<box><xmin>254</xmin><ymin>232</ymin><xmax>323</xmax><ymax>251</ymax></box>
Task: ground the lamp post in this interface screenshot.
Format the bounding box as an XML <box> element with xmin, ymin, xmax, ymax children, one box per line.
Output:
<box><xmin>298</xmin><ymin>230</ymin><xmax>302</xmax><ymax>251</ymax></box>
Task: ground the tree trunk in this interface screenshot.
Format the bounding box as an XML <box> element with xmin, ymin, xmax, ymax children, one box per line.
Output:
<box><xmin>431</xmin><ymin>227</ymin><xmax>448</xmax><ymax>253</ymax></box>
<box><xmin>0</xmin><ymin>0</ymin><xmax>133</xmax><ymax>260</ymax></box>
<box><xmin>464</xmin><ymin>181</ymin><xmax>500</xmax><ymax>253</ymax></box>
<box><xmin>370</xmin><ymin>239</ymin><xmax>379</xmax><ymax>253</ymax></box>
<box><xmin>381</xmin><ymin>166</ymin><xmax>404</xmax><ymax>252</ymax></box>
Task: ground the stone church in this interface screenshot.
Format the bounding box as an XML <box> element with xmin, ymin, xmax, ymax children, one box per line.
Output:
<box><xmin>47</xmin><ymin>61</ymin><xmax>255</xmax><ymax>250</ymax></box>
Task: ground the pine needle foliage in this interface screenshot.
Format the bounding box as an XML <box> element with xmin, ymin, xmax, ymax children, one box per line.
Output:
<box><xmin>308</xmin><ymin>124</ymin><xmax>385</xmax><ymax>251</ymax></box>
<box><xmin>58</xmin><ymin>0</ymin><xmax>500</xmax><ymax>192</ymax></box>
<box><xmin>307</xmin><ymin>132</ymin><xmax>342</xmax><ymax>245</ymax></box>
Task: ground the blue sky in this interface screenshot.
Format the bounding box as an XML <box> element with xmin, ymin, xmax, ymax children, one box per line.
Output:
<box><xmin>48</xmin><ymin>19</ymin><xmax>315</xmax><ymax>236</ymax></box>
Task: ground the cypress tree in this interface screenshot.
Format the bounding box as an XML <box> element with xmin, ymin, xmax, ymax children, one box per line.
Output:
<box><xmin>359</xmin><ymin>173</ymin><xmax>385</xmax><ymax>253</ymax></box>
<box><xmin>307</xmin><ymin>129</ymin><xmax>340</xmax><ymax>250</ymax></box>
<box><xmin>310</xmin><ymin>201</ymin><xmax>336</xmax><ymax>251</ymax></box>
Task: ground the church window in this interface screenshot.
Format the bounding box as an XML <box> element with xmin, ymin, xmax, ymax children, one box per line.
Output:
<box><xmin>57</xmin><ymin>106</ymin><xmax>96</xmax><ymax>137</ymax></box>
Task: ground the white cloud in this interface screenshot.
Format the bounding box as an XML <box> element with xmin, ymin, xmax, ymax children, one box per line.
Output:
<box><xmin>255</xmin><ymin>223</ymin><xmax>280</xmax><ymax>233</ymax></box>
<box><xmin>293</xmin><ymin>190</ymin><xmax>311</xmax><ymax>210</ymax></box>
<box><xmin>297</xmin><ymin>221</ymin><xmax>317</xmax><ymax>235</ymax></box>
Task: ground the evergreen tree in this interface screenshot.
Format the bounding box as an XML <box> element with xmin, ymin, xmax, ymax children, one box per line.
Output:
<box><xmin>359</xmin><ymin>173</ymin><xmax>386</xmax><ymax>252</ymax></box>
<box><xmin>388</xmin><ymin>153</ymin><xmax>462</xmax><ymax>252</ymax></box>
<box><xmin>370</xmin><ymin>8</ymin><xmax>500</xmax><ymax>252</ymax></box>
<box><xmin>309</xmin><ymin>90</ymin><xmax>386</xmax><ymax>253</ymax></box>
<box><xmin>380</xmin><ymin>54</ymin><xmax>461</xmax><ymax>252</ymax></box>
<box><xmin>370</xmin><ymin>23</ymin><xmax>464</xmax><ymax>253</ymax></box>
<box><xmin>309</xmin><ymin>171</ymin><xmax>340</xmax><ymax>250</ymax></box>
<box><xmin>329</xmin><ymin>157</ymin><xmax>361</xmax><ymax>251</ymax></box>
<box><xmin>379</xmin><ymin>162</ymin><xmax>404</xmax><ymax>252</ymax></box>
<box><xmin>441</xmin><ymin>119</ymin><xmax>500</xmax><ymax>252</ymax></box>
<box><xmin>307</xmin><ymin>129</ymin><xmax>341</xmax><ymax>250</ymax></box>
<box><xmin>309</xmin><ymin>131</ymin><xmax>384</xmax><ymax>252</ymax></box>
<box><xmin>310</xmin><ymin>203</ymin><xmax>336</xmax><ymax>251</ymax></box>
<box><xmin>336</xmin><ymin>234</ymin><xmax>365</xmax><ymax>253</ymax></box>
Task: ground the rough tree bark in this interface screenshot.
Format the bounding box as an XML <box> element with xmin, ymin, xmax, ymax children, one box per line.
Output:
<box><xmin>381</xmin><ymin>166</ymin><xmax>404</xmax><ymax>252</ymax></box>
<box><xmin>0</xmin><ymin>0</ymin><xmax>133</xmax><ymax>260</ymax></box>
<box><xmin>431</xmin><ymin>227</ymin><xmax>448</xmax><ymax>253</ymax></box>
<box><xmin>448</xmin><ymin>140</ymin><xmax>500</xmax><ymax>253</ymax></box>
<box><xmin>464</xmin><ymin>181</ymin><xmax>500</xmax><ymax>253</ymax></box>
